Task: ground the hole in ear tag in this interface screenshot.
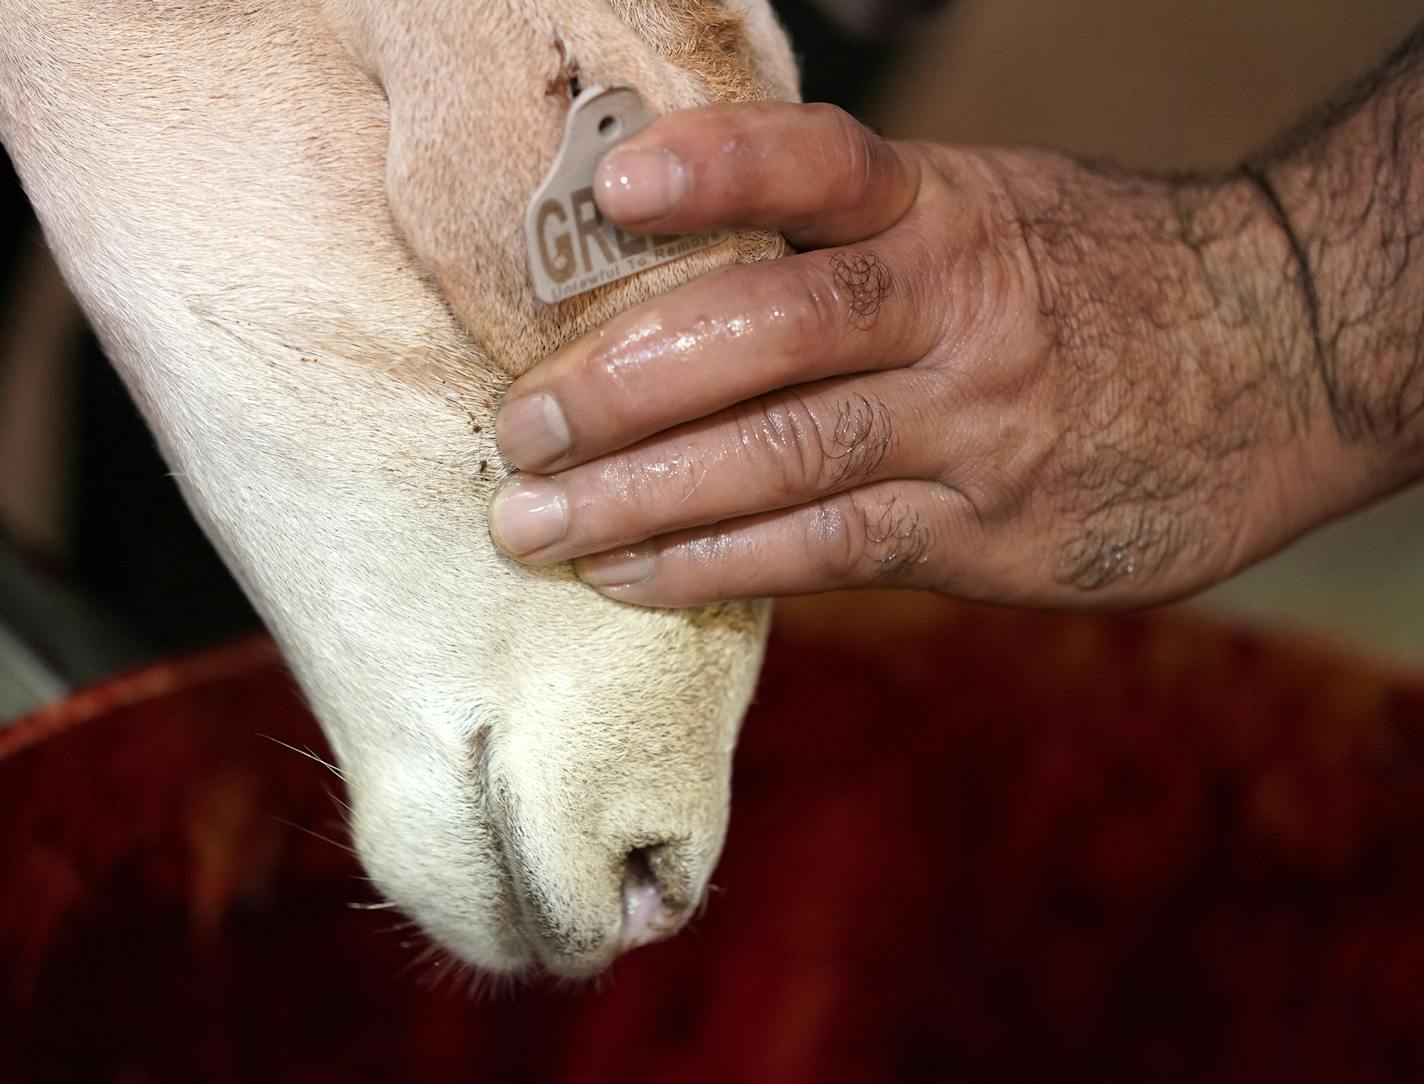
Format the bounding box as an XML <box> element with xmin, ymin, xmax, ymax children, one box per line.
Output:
<box><xmin>525</xmin><ymin>85</ymin><xmax>728</xmax><ymax>304</ymax></box>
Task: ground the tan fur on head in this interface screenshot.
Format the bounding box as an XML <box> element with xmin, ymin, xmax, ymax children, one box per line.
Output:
<box><xmin>0</xmin><ymin>0</ymin><xmax>798</xmax><ymax>975</ymax></box>
<box><xmin>608</xmin><ymin>0</ymin><xmax>780</xmax><ymax>102</ymax></box>
<box><xmin>323</xmin><ymin>0</ymin><xmax>796</xmax><ymax>381</ymax></box>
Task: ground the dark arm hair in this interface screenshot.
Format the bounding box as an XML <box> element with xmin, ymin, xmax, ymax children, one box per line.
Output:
<box><xmin>1245</xmin><ymin>23</ymin><xmax>1424</xmax><ymax>461</ymax></box>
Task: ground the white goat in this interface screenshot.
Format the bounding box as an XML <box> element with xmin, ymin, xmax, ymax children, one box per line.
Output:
<box><xmin>0</xmin><ymin>0</ymin><xmax>798</xmax><ymax>977</ymax></box>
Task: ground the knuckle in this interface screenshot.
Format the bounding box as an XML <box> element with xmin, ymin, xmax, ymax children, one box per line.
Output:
<box><xmin>822</xmin><ymin>393</ymin><xmax>895</xmax><ymax>487</ymax></box>
<box><xmin>739</xmin><ymin>393</ymin><xmax>824</xmax><ymax>493</ymax></box>
<box><xmin>805</xmin><ymin>493</ymin><xmax>869</xmax><ymax>581</ymax></box>
<box><xmin>656</xmin><ymin>532</ymin><xmax>743</xmax><ymax>604</ymax></box>
<box><xmin>810</xmin><ymin>489</ymin><xmax>934</xmax><ymax>583</ymax></box>
<box><xmin>741</xmin><ymin>389</ymin><xmax>896</xmax><ymax>497</ymax></box>
<box><xmin>773</xmin><ymin>248</ymin><xmax>898</xmax><ymax>348</ymax></box>
<box><xmin>870</xmin><ymin>496</ymin><xmax>935</xmax><ymax>581</ymax></box>
<box><xmin>824</xmin><ymin>106</ymin><xmax>881</xmax><ymax>212</ymax></box>
<box><xmin>827</xmin><ymin>249</ymin><xmax>894</xmax><ymax>331</ymax></box>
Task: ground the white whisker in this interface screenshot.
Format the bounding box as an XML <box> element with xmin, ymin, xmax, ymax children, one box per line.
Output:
<box><xmin>257</xmin><ymin>733</ymin><xmax>347</xmax><ymax>781</ymax></box>
<box><xmin>270</xmin><ymin>815</ymin><xmax>356</xmax><ymax>856</ymax></box>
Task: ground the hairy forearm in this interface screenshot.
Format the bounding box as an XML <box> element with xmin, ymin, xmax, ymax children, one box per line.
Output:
<box><xmin>968</xmin><ymin>26</ymin><xmax>1424</xmax><ymax>596</ymax></box>
<box><xmin>480</xmin><ymin>53</ymin><xmax>1424</xmax><ymax>607</ymax></box>
<box><xmin>1248</xmin><ymin>24</ymin><xmax>1424</xmax><ymax>496</ymax></box>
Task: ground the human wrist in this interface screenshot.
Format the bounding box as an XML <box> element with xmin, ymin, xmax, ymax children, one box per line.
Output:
<box><xmin>1244</xmin><ymin>29</ymin><xmax>1424</xmax><ymax>514</ymax></box>
<box><xmin>982</xmin><ymin>147</ymin><xmax>1343</xmax><ymax>592</ymax></box>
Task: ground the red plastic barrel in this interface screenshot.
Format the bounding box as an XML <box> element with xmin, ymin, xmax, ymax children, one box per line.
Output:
<box><xmin>5</xmin><ymin>596</ymin><xmax>1424</xmax><ymax>1082</ymax></box>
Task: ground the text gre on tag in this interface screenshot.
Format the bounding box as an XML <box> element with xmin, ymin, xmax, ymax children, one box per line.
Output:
<box><xmin>525</xmin><ymin>85</ymin><xmax>728</xmax><ymax>304</ymax></box>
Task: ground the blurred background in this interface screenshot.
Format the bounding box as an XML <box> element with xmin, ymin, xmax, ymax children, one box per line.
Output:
<box><xmin>10</xmin><ymin>5</ymin><xmax>1424</xmax><ymax>1080</ymax></box>
<box><xmin>3</xmin><ymin>0</ymin><xmax>1424</xmax><ymax>721</ymax></box>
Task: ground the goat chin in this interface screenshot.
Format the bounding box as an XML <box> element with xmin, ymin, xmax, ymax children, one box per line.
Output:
<box><xmin>0</xmin><ymin>0</ymin><xmax>800</xmax><ymax>973</ymax></box>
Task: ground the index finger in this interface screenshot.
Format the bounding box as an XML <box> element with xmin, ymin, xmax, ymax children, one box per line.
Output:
<box><xmin>593</xmin><ymin>101</ymin><xmax>922</xmax><ymax>249</ymax></box>
<box><xmin>495</xmin><ymin>226</ymin><xmax>949</xmax><ymax>473</ymax></box>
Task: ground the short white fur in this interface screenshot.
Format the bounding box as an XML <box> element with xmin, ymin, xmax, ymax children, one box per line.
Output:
<box><xmin>0</xmin><ymin>0</ymin><xmax>798</xmax><ymax>975</ymax></box>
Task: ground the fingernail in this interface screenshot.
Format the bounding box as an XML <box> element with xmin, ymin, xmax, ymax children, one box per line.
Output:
<box><xmin>497</xmin><ymin>392</ymin><xmax>571</xmax><ymax>470</ymax></box>
<box><xmin>576</xmin><ymin>544</ymin><xmax>655</xmax><ymax>588</ymax></box>
<box><xmin>489</xmin><ymin>477</ymin><xmax>567</xmax><ymax>557</ymax></box>
<box><xmin>596</xmin><ymin>148</ymin><xmax>686</xmax><ymax>223</ymax></box>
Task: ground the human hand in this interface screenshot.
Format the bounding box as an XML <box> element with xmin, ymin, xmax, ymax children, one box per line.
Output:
<box><xmin>488</xmin><ymin>101</ymin><xmax>1359</xmax><ymax>608</ymax></box>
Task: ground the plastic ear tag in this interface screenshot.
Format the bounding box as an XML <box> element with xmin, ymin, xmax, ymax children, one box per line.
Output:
<box><xmin>525</xmin><ymin>85</ymin><xmax>728</xmax><ymax>304</ymax></box>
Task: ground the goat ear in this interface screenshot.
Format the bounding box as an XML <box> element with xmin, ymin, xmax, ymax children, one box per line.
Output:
<box><xmin>320</xmin><ymin>0</ymin><xmax>800</xmax><ymax>374</ymax></box>
<box><xmin>317</xmin><ymin>0</ymin><xmax>394</xmax><ymax>87</ymax></box>
<box><xmin>724</xmin><ymin>0</ymin><xmax>803</xmax><ymax>100</ymax></box>
<box><xmin>320</xmin><ymin>4</ymin><xmax>575</xmax><ymax>368</ymax></box>
<box><xmin>604</xmin><ymin>0</ymin><xmax>754</xmax><ymax>100</ymax></box>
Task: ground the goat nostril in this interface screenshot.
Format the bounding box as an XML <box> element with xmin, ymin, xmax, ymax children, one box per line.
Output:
<box><xmin>619</xmin><ymin>845</ymin><xmax>685</xmax><ymax>949</ymax></box>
